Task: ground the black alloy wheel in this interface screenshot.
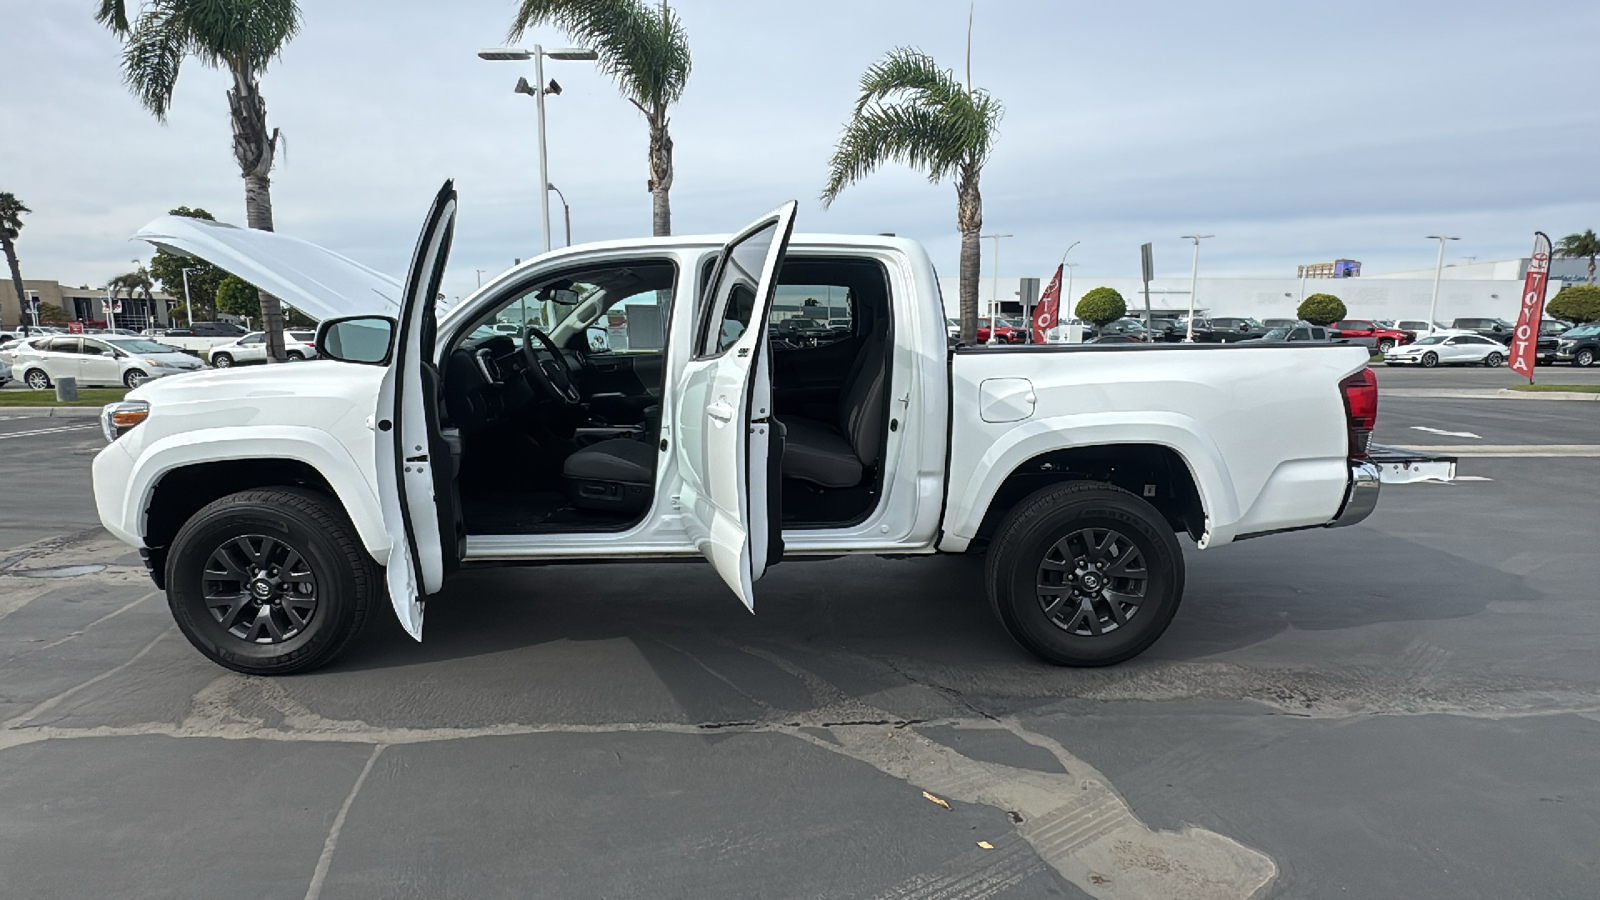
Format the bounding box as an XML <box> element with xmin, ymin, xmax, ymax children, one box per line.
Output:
<box><xmin>202</xmin><ymin>534</ymin><xmax>321</xmax><ymax>643</ymax></box>
<box><xmin>1421</xmin><ymin>352</ymin><xmax>1438</xmax><ymax>368</ymax></box>
<box><xmin>987</xmin><ymin>482</ymin><xmax>1184</xmax><ymax>666</ymax></box>
<box><xmin>167</xmin><ymin>488</ymin><xmax>377</xmax><ymax>675</ymax></box>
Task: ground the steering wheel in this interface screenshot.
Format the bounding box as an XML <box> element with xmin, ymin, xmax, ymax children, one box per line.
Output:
<box><xmin>521</xmin><ymin>326</ymin><xmax>582</xmax><ymax>406</ymax></box>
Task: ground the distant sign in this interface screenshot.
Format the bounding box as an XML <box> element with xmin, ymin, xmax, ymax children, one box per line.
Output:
<box><xmin>68</xmin><ymin>322</ymin><xmax>84</xmax><ymax>334</ymax></box>
<box><xmin>1140</xmin><ymin>243</ymin><xmax>1154</xmax><ymax>284</ymax></box>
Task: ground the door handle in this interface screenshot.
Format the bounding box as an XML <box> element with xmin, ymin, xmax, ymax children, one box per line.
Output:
<box><xmin>706</xmin><ymin>400</ymin><xmax>735</xmax><ymax>423</ymax></box>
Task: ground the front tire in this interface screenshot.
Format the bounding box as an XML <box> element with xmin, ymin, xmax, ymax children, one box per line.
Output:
<box><xmin>1421</xmin><ymin>352</ymin><xmax>1438</xmax><ymax>368</ymax></box>
<box><xmin>286</xmin><ymin>351</ymin><xmax>305</xmax><ymax>361</ymax></box>
<box><xmin>24</xmin><ymin>368</ymin><xmax>50</xmax><ymax>390</ymax></box>
<box><xmin>1377</xmin><ymin>338</ymin><xmax>1396</xmax><ymax>353</ymax></box>
<box><xmin>987</xmin><ymin>483</ymin><xmax>1185</xmax><ymax>666</ymax></box>
<box><xmin>1576</xmin><ymin>348</ymin><xmax>1596</xmax><ymax>368</ymax></box>
<box><xmin>1484</xmin><ymin>352</ymin><xmax>1504</xmax><ymax>368</ymax></box>
<box><xmin>166</xmin><ymin>488</ymin><xmax>377</xmax><ymax>675</ymax></box>
<box><xmin>124</xmin><ymin>369</ymin><xmax>149</xmax><ymax>388</ymax></box>
<box><xmin>211</xmin><ymin>352</ymin><xmax>233</xmax><ymax>368</ymax></box>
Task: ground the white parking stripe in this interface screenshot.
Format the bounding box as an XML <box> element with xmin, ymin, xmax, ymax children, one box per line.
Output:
<box><xmin>0</xmin><ymin>424</ymin><xmax>95</xmax><ymax>440</ymax></box>
<box><xmin>1399</xmin><ymin>444</ymin><xmax>1600</xmax><ymax>458</ymax></box>
<box><xmin>1410</xmin><ymin>426</ymin><xmax>1481</xmax><ymax>438</ymax></box>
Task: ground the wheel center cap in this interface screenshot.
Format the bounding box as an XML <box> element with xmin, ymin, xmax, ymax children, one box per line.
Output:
<box><xmin>249</xmin><ymin>579</ymin><xmax>274</xmax><ymax>599</ymax></box>
<box><xmin>1080</xmin><ymin>572</ymin><xmax>1102</xmax><ymax>591</ymax></box>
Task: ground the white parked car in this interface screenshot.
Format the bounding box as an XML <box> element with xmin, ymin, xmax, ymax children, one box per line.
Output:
<box><xmin>94</xmin><ymin>183</ymin><xmax>1390</xmax><ymax>676</ymax></box>
<box><xmin>14</xmin><ymin>334</ymin><xmax>206</xmax><ymax>389</ymax></box>
<box><xmin>1383</xmin><ymin>332</ymin><xmax>1506</xmax><ymax>368</ymax></box>
<box><xmin>0</xmin><ymin>359</ymin><xmax>10</xmax><ymax>387</ymax></box>
<box><xmin>208</xmin><ymin>330</ymin><xmax>319</xmax><ymax>367</ymax></box>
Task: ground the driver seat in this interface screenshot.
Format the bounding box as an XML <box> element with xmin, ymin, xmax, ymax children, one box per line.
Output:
<box><xmin>563</xmin><ymin>438</ymin><xmax>655</xmax><ymax>513</ymax></box>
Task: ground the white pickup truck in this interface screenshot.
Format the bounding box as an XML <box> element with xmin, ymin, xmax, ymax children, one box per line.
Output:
<box><xmin>93</xmin><ymin>183</ymin><xmax>1381</xmax><ymax>675</ymax></box>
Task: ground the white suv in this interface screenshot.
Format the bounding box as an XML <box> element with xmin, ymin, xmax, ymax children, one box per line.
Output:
<box><xmin>208</xmin><ymin>330</ymin><xmax>318</xmax><ymax>367</ymax></box>
<box><xmin>14</xmin><ymin>335</ymin><xmax>205</xmax><ymax>389</ymax></box>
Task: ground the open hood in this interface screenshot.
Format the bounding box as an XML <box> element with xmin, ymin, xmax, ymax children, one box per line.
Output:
<box><xmin>134</xmin><ymin>216</ymin><xmax>402</xmax><ymax>321</ymax></box>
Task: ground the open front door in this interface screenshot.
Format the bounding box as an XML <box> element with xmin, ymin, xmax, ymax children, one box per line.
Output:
<box><xmin>670</xmin><ymin>202</ymin><xmax>797</xmax><ymax>611</ymax></box>
<box><xmin>375</xmin><ymin>180</ymin><xmax>457</xmax><ymax>639</ymax></box>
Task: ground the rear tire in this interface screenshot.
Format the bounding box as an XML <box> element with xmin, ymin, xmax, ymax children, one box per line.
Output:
<box><xmin>1377</xmin><ymin>338</ymin><xmax>1396</xmax><ymax>353</ymax></box>
<box><xmin>165</xmin><ymin>488</ymin><xmax>377</xmax><ymax>675</ymax></box>
<box><xmin>286</xmin><ymin>351</ymin><xmax>305</xmax><ymax>361</ymax></box>
<box><xmin>986</xmin><ymin>482</ymin><xmax>1185</xmax><ymax>666</ymax></box>
<box><xmin>1421</xmin><ymin>352</ymin><xmax>1438</xmax><ymax>368</ymax></box>
<box><xmin>24</xmin><ymin>368</ymin><xmax>50</xmax><ymax>390</ymax></box>
<box><xmin>211</xmin><ymin>353</ymin><xmax>233</xmax><ymax>368</ymax></box>
<box><xmin>1484</xmin><ymin>352</ymin><xmax>1504</xmax><ymax>368</ymax></box>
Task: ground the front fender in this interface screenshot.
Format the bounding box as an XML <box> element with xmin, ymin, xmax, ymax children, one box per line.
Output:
<box><xmin>113</xmin><ymin>426</ymin><xmax>390</xmax><ymax>564</ymax></box>
<box><xmin>939</xmin><ymin>411</ymin><xmax>1239</xmax><ymax>551</ymax></box>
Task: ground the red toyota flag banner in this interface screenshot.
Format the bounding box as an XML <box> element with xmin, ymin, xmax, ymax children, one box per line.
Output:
<box><xmin>1508</xmin><ymin>232</ymin><xmax>1552</xmax><ymax>380</ymax></box>
<box><xmin>1032</xmin><ymin>264</ymin><xmax>1063</xmax><ymax>344</ymax></box>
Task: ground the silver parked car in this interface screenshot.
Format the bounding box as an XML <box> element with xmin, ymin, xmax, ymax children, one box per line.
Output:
<box><xmin>12</xmin><ymin>335</ymin><xmax>206</xmax><ymax>389</ymax></box>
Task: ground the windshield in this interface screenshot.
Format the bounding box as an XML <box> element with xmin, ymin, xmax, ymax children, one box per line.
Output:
<box><xmin>1258</xmin><ymin>328</ymin><xmax>1289</xmax><ymax>341</ymax></box>
<box><xmin>103</xmin><ymin>338</ymin><xmax>180</xmax><ymax>354</ymax></box>
<box><xmin>1414</xmin><ymin>335</ymin><xmax>1447</xmax><ymax>345</ymax></box>
<box><xmin>1567</xmin><ymin>324</ymin><xmax>1600</xmax><ymax>337</ymax></box>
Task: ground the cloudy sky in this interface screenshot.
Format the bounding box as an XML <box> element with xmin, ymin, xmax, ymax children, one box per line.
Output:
<box><xmin>4</xmin><ymin>0</ymin><xmax>1598</xmax><ymax>301</ymax></box>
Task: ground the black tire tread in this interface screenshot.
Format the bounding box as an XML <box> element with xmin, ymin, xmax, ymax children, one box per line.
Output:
<box><xmin>167</xmin><ymin>487</ymin><xmax>376</xmax><ymax>675</ymax></box>
<box><xmin>985</xmin><ymin>481</ymin><xmax>1185</xmax><ymax>667</ymax></box>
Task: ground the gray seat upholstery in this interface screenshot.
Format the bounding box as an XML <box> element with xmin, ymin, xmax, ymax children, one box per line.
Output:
<box><xmin>564</xmin><ymin>437</ymin><xmax>655</xmax><ymax>483</ymax></box>
<box><xmin>778</xmin><ymin>320</ymin><xmax>889</xmax><ymax>488</ymax></box>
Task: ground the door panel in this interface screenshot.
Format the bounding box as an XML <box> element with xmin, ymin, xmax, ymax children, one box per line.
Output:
<box><xmin>78</xmin><ymin>341</ymin><xmax>122</xmax><ymax>386</ymax></box>
<box><xmin>668</xmin><ymin>202</ymin><xmax>797</xmax><ymax>610</ymax></box>
<box><xmin>375</xmin><ymin>180</ymin><xmax>457</xmax><ymax>640</ymax></box>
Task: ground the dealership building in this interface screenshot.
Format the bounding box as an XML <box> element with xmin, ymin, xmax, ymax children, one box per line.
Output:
<box><xmin>3</xmin><ymin>279</ymin><xmax>178</xmax><ymax>331</ymax></box>
<box><xmin>942</xmin><ymin>256</ymin><xmax>1593</xmax><ymax>326</ymax></box>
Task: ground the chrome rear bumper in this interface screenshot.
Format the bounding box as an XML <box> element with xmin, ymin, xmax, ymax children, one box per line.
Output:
<box><xmin>1328</xmin><ymin>460</ymin><xmax>1381</xmax><ymax>528</ymax></box>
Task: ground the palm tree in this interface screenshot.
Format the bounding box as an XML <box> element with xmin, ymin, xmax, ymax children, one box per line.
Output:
<box><xmin>507</xmin><ymin>0</ymin><xmax>691</xmax><ymax>236</ymax></box>
<box><xmin>107</xmin><ymin>266</ymin><xmax>157</xmax><ymax>329</ymax></box>
<box><xmin>1556</xmin><ymin>229</ymin><xmax>1600</xmax><ymax>285</ymax></box>
<box><xmin>100</xmin><ymin>0</ymin><xmax>301</xmax><ymax>360</ymax></box>
<box><xmin>822</xmin><ymin>47</ymin><xmax>1003</xmax><ymax>345</ymax></box>
<box><xmin>0</xmin><ymin>192</ymin><xmax>30</xmax><ymax>330</ymax></box>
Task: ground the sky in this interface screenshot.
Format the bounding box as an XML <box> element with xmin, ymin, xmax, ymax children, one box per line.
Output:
<box><xmin>3</xmin><ymin>0</ymin><xmax>1598</xmax><ymax>303</ymax></box>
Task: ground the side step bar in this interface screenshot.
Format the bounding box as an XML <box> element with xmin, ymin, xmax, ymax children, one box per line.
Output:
<box><xmin>1368</xmin><ymin>443</ymin><xmax>1457</xmax><ymax>483</ymax></box>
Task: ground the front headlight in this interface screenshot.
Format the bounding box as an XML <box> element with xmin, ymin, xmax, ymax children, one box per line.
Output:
<box><xmin>101</xmin><ymin>400</ymin><xmax>149</xmax><ymax>443</ymax></box>
<box><xmin>142</xmin><ymin>358</ymin><xmax>163</xmax><ymax>367</ymax></box>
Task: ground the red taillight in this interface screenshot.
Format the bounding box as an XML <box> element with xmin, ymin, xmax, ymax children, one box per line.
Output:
<box><xmin>1339</xmin><ymin>367</ymin><xmax>1378</xmax><ymax>458</ymax></box>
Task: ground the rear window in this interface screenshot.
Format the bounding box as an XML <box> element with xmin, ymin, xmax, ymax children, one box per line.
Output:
<box><xmin>289</xmin><ymin>331</ymin><xmax>316</xmax><ymax>341</ymax></box>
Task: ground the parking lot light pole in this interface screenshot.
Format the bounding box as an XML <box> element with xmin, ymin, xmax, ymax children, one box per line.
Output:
<box><xmin>1425</xmin><ymin>235</ymin><xmax>1460</xmax><ymax>334</ymax></box>
<box><xmin>980</xmin><ymin>233</ymin><xmax>1012</xmax><ymax>344</ymax></box>
<box><xmin>1181</xmin><ymin>234</ymin><xmax>1214</xmax><ymax>342</ymax></box>
<box><xmin>548</xmin><ymin>182</ymin><xmax>572</xmax><ymax>246</ymax></box>
<box><xmin>479</xmin><ymin>46</ymin><xmax>597</xmax><ymax>254</ymax></box>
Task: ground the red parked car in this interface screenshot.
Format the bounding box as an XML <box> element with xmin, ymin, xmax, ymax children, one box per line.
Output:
<box><xmin>975</xmin><ymin>317</ymin><xmax>1026</xmax><ymax>344</ymax></box>
<box><xmin>1328</xmin><ymin>319</ymin><xmax>1413</xmax><ymax>353</ymax></box>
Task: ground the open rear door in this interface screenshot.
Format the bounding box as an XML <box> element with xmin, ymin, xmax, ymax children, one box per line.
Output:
<box><xmin>669</xmin><ymin>202</ymin><xmax>797</xmax><ymax>610</ymax></box>
<box><xmin>374</xmin><ymin>180</ymin><xmax>457</xmax><ymax>639</ymax></box>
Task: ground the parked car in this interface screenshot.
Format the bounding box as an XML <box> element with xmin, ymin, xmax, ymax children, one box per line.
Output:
<box><xmin>14</xmin><ymin>334</ymin><xmax>206</xmax><ymax>389</ymax></box>
<box><xmin>1207</xmin><ymin>317</ymin><xmax>1266</xmax><ymax>343</ymax></box>
<box><xmin>1145</xmin><ymin>317</ymin><xmax>1182</xmax><ymax>342</ymax></box>
<box><xmin>1097</xmin><ymin>317</ymin><xmax>1151</xmax><ymax>340</ymax></box>
<box><xmin>1450</xmin><ymin>317</ymin><xmax>1515</xmax><ymax>344</ymax></box>
<box><xmin>0</xmin><ymin>359</ymin><xmax>10</xmax><ymax>387</ymax></box>
<box><xmin>974</xmin><ymin>317</ymin><xmax>1025</xmax><ymax>343</ymax></box>
<box><xmin>1173</xmin><ymin>317</ymin><xmax>1216</xmax><ymax>341</ymax></box>
<box><xmin>95</xmin><ymin>187</ymin><xmax>1386</xmax><ymax>677</ymax></box>
<box><xmin>1239</xmin><ymin>323</ymin><xmax>1338</xmax><ymax>344</ymax></box>
<box><xmin>1327</xmin><ymin>319</ymin><xmax>1413</xmax><ymax>353</ymax></box>
<box><xmin>0</xmin><ymin>336</ymin><xmax>47</xmax><ymax>366</ymax></box>
<box><xmin>208</xmin><ymin>330</ymin><xmax>319</xmax><ymax>367</ymax></box>
<box><xmin>154</xmin><ymin>320</ymin><xmax>252</xmax><ymax>354</ymax></box>
<box><xmin>1554</xmin><ymin>323</ymin><xmax>1600</xmax><ymax>367</ymax></box>
<box><xmin>1384</xmin><ymin>333</ymin><xmax>1506</xmax><ymax>367</ymax></box>
<box><xmin>1395</xmin><ymin>319</ymin><xmax>1448</xmax><ymax>341</ymax></box>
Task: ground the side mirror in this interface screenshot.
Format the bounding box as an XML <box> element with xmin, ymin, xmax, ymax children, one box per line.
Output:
<box><xmin>586</xmin><ymin>325</ymin><xmax>611</xmax><ymax>352</ymax></box>
<box><xmin>1492</xmin><ymin>324</ymin><xmax>1504</xmax><ymax>332</ymax></box>
<box><xmin>317</xmin><ymin>316</ymin><xmax>396</xmax><ymax>365</ymax></box>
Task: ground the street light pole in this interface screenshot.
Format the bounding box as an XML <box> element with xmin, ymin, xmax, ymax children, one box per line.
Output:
<box><xmin>480</xmin><ymin>46</ymin><xmax>597</xmax><ymax>255</ymax></box>
<box><xmin>980</xmin><ymin>233</ymin><xmax>1012</xmax><ymax>344</ymax></box>
<box><xmin>1064</xmin><ymin>263</ymin><xmax>1078</xmax><ymax>319</ymax></box>
<box><xmin>180</xmin><ymin>267</ymin><xmax>196</xmax><ymax>327</ymax></box>
<box><xmin>1180</xmin><ymin>234</ymin><xmax>1214</xmax><ymax>342</ymax></box>
<box><xmin>1425</xmin><ymin>235</ymin><xmax>1460</xmax><ymax>333</ymax></box>
<box><xmin>548</xmin><ymin>182</ymin><xmax>572</xmax><ymax>246</ymax></box>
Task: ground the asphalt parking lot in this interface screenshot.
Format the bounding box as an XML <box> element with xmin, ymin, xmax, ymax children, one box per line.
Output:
<box><xmin>1</xmin><ymin>367</ymin><xmax>1597</xmax><ymax>899</ymax></box>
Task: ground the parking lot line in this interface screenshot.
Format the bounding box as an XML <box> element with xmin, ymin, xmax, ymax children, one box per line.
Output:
<box><xmin>0</xmin><ymin>424</ymin><xmax>95</xmax><ymax>441</ymax></box>
<box><xmin>1398</xmin><ymin>444</ymin><xmax>1600</xmax><ymax>457</ymax></box>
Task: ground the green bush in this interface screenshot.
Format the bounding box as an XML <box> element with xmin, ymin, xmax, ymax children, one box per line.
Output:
<box><xmin>35</xmin><ymin>302</ymin><xmax>69</xmax><ymax>325</ymax></box>
<box><xmin>1075</xmin><ymin>287</ymin><xmax>1127</xmax><ymax>327</ymax></box>
<box><xmin>1548</xmin><ymin>285</ymin><xmax>1600</xmax><ymax>324</ymax></box>
<box><xmin>1297</xmin><ymin>293</ymin><xmax>1346</xmax><ymax>326</ymax></box>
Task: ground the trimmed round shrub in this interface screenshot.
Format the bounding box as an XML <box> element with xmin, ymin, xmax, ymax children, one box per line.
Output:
<box><xmin>1297</xmin><ymin>293</ymin><xmax>1346</xmax><ymax>326</ymax></box>
<box><xmin>1075</xmin><ymin>287</ymin><xmax>1127</xmax><ymax>327</ymax></box>
<box><xmin>1548</xmin><ymin>284</ymin><xmax>1600</xmax><ymax>324</ymax></box>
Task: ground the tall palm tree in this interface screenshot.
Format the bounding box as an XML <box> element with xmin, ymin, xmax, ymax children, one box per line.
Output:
<box><xmin>822</xmin><ymin>47</ymin><xmax>1003</xmax><ymax>345</ymax></box>
<box><xmin>507</xmin><ymin>0</ymin><xmax>691</xmax><ymax>236</ymax></box>
<box><xmin>0</xmin><ymin>192</ymin><xmax>30</xmax><ymax>329</ymax></box>
<box><xmin>100</xmin><ymin>0</ymin><xmax>301</xmax><ymax>360</ymax></box>
<box><xmin>1556</xmin><ymin>229</ymin><xmax>1600</xmax><ymax>285</ymax></box>
<box><xmin>107</xmin><ymin>266</ymin><xmax>157</xmax><ymax>328</ymax></box>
